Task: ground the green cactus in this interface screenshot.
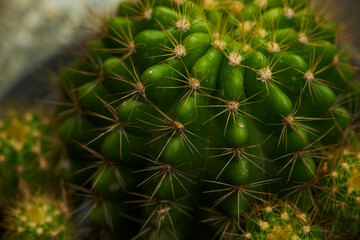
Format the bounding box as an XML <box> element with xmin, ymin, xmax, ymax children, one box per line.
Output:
<box><xmin>239</xmin><ymin>201</ymin><xmax>322</xmax><ymax>240</ymax></box>
<box><xmin>0</xmin><ymin>110</ymin><xmax>54</xmax><ymax>198</ymax></box>
<box><xmin>316</xmin><ymin>143</ymin><xmax>360</xmax><ymax>238</ymax></box>
<box><xmin>2</xmin><ymin>194</ymin><xmax>73</xmax><ymax>240</ymax></box>
<box><xmin>53</xmin><ymin>0</ymin><xmax>359</xmax><ymax>238</ymax></box>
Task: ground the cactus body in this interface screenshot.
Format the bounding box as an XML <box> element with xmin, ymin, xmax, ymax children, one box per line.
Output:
<box><xmin>54</xmin><ymin>0</ymin><xmax>359</xmax><ymax>238</ymax></box>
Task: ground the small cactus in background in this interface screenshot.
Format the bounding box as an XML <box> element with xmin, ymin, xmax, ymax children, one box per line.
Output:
<box><xmin>2</xmin><ymin>194</ymin><xmax>73</xmax><ymax>240</ymax></box>
<box><xmin>27</xmin><ymin>0</ymin><xmax>360</xmax><ymax>238</ymax></box>
<box><xmin>0</xmin><ymin>109</ymin><xmax>76</xmax><ymax>239</ymax></box>
<box><xmin>240</xmin><ymin>202</ymin><xmax>322</xmax><ymax>240</ymax></box>
<box><xmin>316</xmin><ymin>142</ymin><xmax>360</xmax><ymax>239</ymax></box>
<box><xmin>0</xmin><ymin>110</ymin><xmax>53</xmax><ymax>199</ymax></box>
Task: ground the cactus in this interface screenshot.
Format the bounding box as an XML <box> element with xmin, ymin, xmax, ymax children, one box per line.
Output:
<box><xmin>2</xmin><ymin>194</ymin><xmax>73</xmax><ymax>240</ymax></box>
<box><xmin>0</xmin><ymin>110</ymin><xmax>54</xmax><ymax>199</ymax></box>
<box><xmin>316</xmin><ymin>142</ymin><xmax>360</xmax><ymax>239</ymax></box>
<box><xmin>0</xmin><ymin>109</ymin><xmax>76</xmax><ymax>239</ymax></box>
<box><xmin>53</xmin><ymin>0</ymin><xmax>359</xmax><ymax>238</ymax></box>
<box><xmin>239</xmin><ymin>201</ymin><xmax>322</xmax><ymax>240</ymax></box>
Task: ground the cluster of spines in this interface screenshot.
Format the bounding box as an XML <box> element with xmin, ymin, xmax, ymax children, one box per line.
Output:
<box><xmin>52</xmin><ymin>0</ymin><xmax>359</xmax><ymax>239</ymax></box>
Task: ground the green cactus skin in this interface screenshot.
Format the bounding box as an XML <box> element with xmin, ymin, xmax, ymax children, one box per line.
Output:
<box><xmin>0</xmin><ymin>110</ymin><xmax>54</xmax><ymax>198</ymax></box>
<box><xmin>2</xmin><ymin>195</ymin><xmax>73</xmax><ymax>240</ymax></box>
<box><xmin>53</xmin><ymin>0</ymin><xmax>359</xmax><ymax>238</ymax></box>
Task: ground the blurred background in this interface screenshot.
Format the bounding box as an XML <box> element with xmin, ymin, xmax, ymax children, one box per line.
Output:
<box><xmin>0</xmin><ymin>0</ymin><xmax>359</xmax><ymax>103</ymax></box>
<box><xmin>0</xmin><ymin>0</ymin><xmax>118</xmax><ymax>102</ymax></box>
